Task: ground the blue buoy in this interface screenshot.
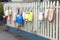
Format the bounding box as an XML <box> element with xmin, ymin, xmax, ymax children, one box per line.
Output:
<box><xmin>2</xmin><ymin>18</ymin><xmax>7</xmax><ymax>24</ymax></box>
<box><xmin>16</xmin><ymin>15</ymin><xmax>24</xmax><ymax>24</ymax></box>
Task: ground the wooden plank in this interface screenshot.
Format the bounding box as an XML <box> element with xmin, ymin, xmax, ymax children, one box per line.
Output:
<box><xmin>55</xmin><ymin>8</ymin><xmax>58</xmax><ymax>40</ymax></box>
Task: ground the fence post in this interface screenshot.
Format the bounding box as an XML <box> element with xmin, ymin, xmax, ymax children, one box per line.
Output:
<box><xmin>52</xmin><ymin>1</ymin><xmax>56</xmax><ymax>39</ymax></box>
<box><xmin>56</xmin><ymin>1</ymin><xmax>59</xmax><ymax>40</ymax></box>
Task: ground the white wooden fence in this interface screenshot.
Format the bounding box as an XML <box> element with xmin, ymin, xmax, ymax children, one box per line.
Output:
<box><xmin>3</xmin><ymin>1</ymin><xmax>60</xmax><ymax>40</ymax></box>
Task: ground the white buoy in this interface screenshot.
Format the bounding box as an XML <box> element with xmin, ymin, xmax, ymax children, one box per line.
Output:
<box><xmin>44</xmin><ymin>2</ymin><xmax>49</xmax><ymax>19</ymax></box>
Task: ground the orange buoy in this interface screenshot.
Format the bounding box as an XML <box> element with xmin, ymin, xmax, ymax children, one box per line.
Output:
<box><xmin>7</xmin><ymin>16</ymin><xmax>11</xmax><ymax>21</ymax></box>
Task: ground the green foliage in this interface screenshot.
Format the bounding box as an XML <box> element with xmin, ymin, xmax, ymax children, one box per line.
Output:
<box><xmin>0</xmin><ymin>3</ymin><xmax>4</xmax><ymax>21</ymax></box>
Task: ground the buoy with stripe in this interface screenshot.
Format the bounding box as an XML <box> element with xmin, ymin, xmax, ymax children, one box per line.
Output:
<box><xmin>48</xmin><ymin>1</ymin><xmax>55</xmax><ymax>22</ymax></box>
